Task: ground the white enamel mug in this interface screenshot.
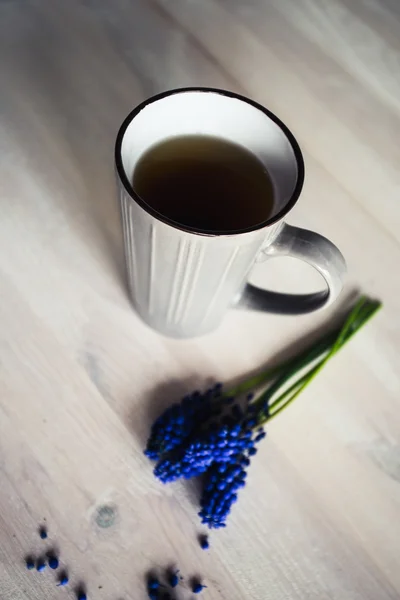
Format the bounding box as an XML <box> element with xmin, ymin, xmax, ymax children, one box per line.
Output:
<box><xmin>115</xmin><ymin>88</ymin><xmax>346</xmax><ymax>338</ymax></box>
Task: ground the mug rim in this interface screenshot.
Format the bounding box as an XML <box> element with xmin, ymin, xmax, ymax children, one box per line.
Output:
<box><xmin>115</xmin><ymin>87</ymin><xmax>305</xmax><ymax>236</ymax></box>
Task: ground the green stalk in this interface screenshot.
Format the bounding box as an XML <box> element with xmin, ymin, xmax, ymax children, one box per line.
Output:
<box><xmin>268</xmin><ymin>358</ymin><xmax>324</xmax><ymax>414</ymax></box>
<box><xmin>240</xmin><ymin>298</ymin><xmax>372</xmax><ymax>410</ymax></box>
<box><xmin>226</xmin><ymin>364</ymin><xmax>288</xmax><ymax>399</ymax></box>
<box><xmin>227</xmin><ymin>322</ymin><xmax>341</xmax><ymax>399</ymax></box>
<box><xmin>252</xmin><ymin>296</ymin><xmax>381</xmax><ymax>427</ymax></box>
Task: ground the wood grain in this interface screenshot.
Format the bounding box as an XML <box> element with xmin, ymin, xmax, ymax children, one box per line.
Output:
<box><xmin>0</xmin><ymin>1</ymin><xmax>399</xmax><ymax>599</ymax></box>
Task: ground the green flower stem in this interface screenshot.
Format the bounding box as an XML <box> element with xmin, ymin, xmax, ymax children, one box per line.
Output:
<box><xmin>263</xmin><ymin>305</ymin><xmax>358</xmax><ymax>423</ymax></box>
<box><xmin>227</xmin><ymin>323</ymin><xmax>341</xmax><ymax>399</ymax></box>
<box><xmin>263</xmin><ymin>360</ymin><xmax>323</xmax><ymax>420</ymax></box>
<box><xmin>258</xmin><ymin>357</ymin><xmax>325</xmax><ymax>423</ymax></box>
<box><xmin>248</xmin><ymin>297</ymin><xmax>381</xmax><ymax>426</ymax></box>
<box><xmin>226</xmin><ymin>364</ymin><xmax>287</xmax><ymax>399</ymax></box>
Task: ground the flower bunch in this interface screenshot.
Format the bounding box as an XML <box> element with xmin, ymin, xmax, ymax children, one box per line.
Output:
<box><xmin>144</xmin><ymin>386</ymin><xmax>222</xmax><ymax>461</ymax></box>
<box><xmin>145</xmin><ymin>296</ymin><xmax>381</xmax><ymax>529</ymax></box>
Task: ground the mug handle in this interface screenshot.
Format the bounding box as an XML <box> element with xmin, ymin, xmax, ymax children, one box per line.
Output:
<box><xmin>237</xmin><ymin>223</ymin><xmax>346</xmax><ymax>314</ymax></box>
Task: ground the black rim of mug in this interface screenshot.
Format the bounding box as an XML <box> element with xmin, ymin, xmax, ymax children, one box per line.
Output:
<box><xmin>115</xmin><ymin>87</ymin><xmax>305</xmax><ymax>237</ymax></box>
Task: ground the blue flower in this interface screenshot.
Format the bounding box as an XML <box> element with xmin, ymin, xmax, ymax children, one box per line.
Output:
<box><xmin>145</xmin><ymin>385</ymin><xmax>222</xmax><ymax>461</ymax></box>
<box><xmin>48</xmin><ymin>556</ymin><xmax>59</xmax><ymax>570</ymax></box>
<box><xmin>153</xmin><ymin>422</ymin><xmax>256</xmax><ymax>484</ymax></box>
<box><xmin>167</xmin><ymin>569</ymin><xmax>180</xmax><ymax>588</ymax></box>
<box><xmin>57</xmin><ymin>573</ymin><xmax>69</xmax><ymax>587</ymax></box>
<box><xmin>192</xmin><ymin>581</ymin><xmax>207</xmax><ymax>594</ymax></box>
<box><xmin>36</xmin><ymin>560</ymin><xmax>46</xmax><ymax>572</ymax></box>
<box><xmin>146</xmin><ymin>575</ymin><xmax>161</xmax><ymax>599</ymax></box>
<box><xmin>147</xmin><ymin>576</ymin><xmax>160</xmax><ymax>591</ymax></box>
<box><xmin>199</xmin><ymin>535</ymin><xmax>209</xmax><ymax>550</ymax></box>
<box><xmin>198</xmin><ymin>426</ymin><xmax>267</xmax><ymax>528</ymax></box>
<box><xmin>254</xmin><ymin>430</ymin><xmax>266</xmax><ymax>442</ymax></box>
<box><xmin>146</xmin><ymin>384</ymin><xmax>269</xmax><ymax>529</ymax></box>
<box><xmin>199</xmin><ymin>456</ymin><xmax>248</xmax><ymax>529</ymax></box>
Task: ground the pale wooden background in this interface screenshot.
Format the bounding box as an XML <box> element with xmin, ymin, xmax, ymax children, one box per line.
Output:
<box><xmin>0</xmin><ymin>1</ymin><xmax>399</xmax><ymax>599</ymax></box>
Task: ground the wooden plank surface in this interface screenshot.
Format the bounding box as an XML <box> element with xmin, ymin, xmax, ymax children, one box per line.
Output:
<box><xmin>0</xmin><ymin>1</ymin><xmax>399</xmax><ymax>599</ymax></box>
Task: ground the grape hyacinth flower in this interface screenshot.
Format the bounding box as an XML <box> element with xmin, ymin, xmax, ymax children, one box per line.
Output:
<box><xmin>199</xmin><ymin>535</ymin><xmax>209</xmax><ymax>550</ymax></box>
<box><xmin>198</xmin><ymin>432</ymin><xmax>266</xmax><ymax>530</ymax></box>
<box><xmin>153</xmin><ymin>421</ymin><xmax>256</xmax><ymax>484</ymax></box>
<box><xmin>191</xmin><ymin>579</ymin><xmax>207</xmax><ymax>594</ymax></box>
<box><xmin>48</xmin><ymin>556</ymin><xmax>59</xmax><ymax>569</ymax></box>
<box><xmin>167</xmin><ymin>569</ymin><xmax>179</xmax><ymax>588</ymax></box>
<box><xmin>144</xmin><ymin>385</ymin><xmax>222</xmax><ymax>461</ymax></box>
<box><xmin>144</xmin><ymin>296</ymin><xmax>381</xmax><ymax>530</ymax></box>
<box><xmin>146</xmin><ymin>573</ymin><xmax>164</xmax><ymax>600</ymax></box>
<box><xmin>36</xmin><ymin>559</ymin><xmax>46</xmax><ymax>572</ymax></box>
<box><xmin>57</xmin><ymin>573</ymin><xmax>69</xmax><ymax>586</ymax></box>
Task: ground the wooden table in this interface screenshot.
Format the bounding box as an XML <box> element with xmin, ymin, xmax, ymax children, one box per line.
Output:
<box><xmin>0</xmin><ymin>1</ymin><xmax>399</xmax><ymax>599</ymax></box>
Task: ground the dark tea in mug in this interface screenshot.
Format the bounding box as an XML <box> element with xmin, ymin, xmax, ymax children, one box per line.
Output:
<box><xmin>132</xmin><ymin>135</ymin><xmax>275</xmax><ymax>233</ymax></box>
